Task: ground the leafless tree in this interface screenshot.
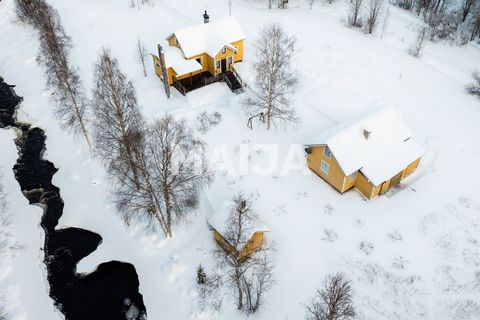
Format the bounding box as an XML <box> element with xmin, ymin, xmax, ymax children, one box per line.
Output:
<box><xmin>136</xmin><ymin>39</ymin><xmax>148</xmax><ymax>77</ymax></box>
<box><xmin>0</xmin><ymin>179</ymin><xmax>6</xmax><ymax>213</ymax></box>
<box><xmin>469</xmin><ymin>6</ymin><xmax>480</xmax><ymax>41</ymax></box>
<box><xmin>14</xmin><ymin>0</ymin><xmax>91</xmax><ymax>148</ymax></box>
<box><xmin>305</xmin><ymin>273</ymin><xmax>356</xmax><ymax>320</ymax></box>
<box><xmin>244</xmin><ymin>24</ymin><xmax>297</xmax><ymax>130</ymax></box>
<box><xmin>348</xmin><ymin>0</ymin><xmax>364</xmax><ymax>28</ymax></box>
<box><xmin>214</xmin><ymin>194</ymin><xmax>276</xmax><ymax>313</ymax></box>
<box><xmin>408</xmin><ymin>25</ymin><xmax>429</xmax><ymax>57</ymax></box>
<box><xmin>92</xmin><ymin>48</ymin><xmax>144</xmax><ymax>187</ymax></box>
<box><xmin>114</xmin><ymin>115</ymin><xmax>211</xmax><ymax>238</ymax></box>
<box><xmin>466</xmin><ymin>71</ymin><xmax>480</xmax><ymax>98</ymax></box>
<box><xmin>309</xmin><ymin>0</ymin><xmax>317</xmax><ymax>9</ymax></box>
<box><xmin>364</xmin><ymin>0</ymin><xmax>386</xmax><ymax>34</ymax></box>
<box><xmin>461</xmin><ymin>0</ymin><xmax>475</xmax><ymax>22</ymax></box>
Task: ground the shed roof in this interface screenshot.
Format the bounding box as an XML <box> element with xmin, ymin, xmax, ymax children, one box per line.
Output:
<box><xmin>307</xmin><ymin>107</ymin><xmax>425</xmax><ymax>186</ymax></box>
<box><xmin>168</xmin><ymin>16</ymin><xmax>245</xmax><ymax>59</ymax></box>
<box><xmin>163</xmin><ymin>46</ymin><xmax>203</xmax><ymax>76</ymax></box>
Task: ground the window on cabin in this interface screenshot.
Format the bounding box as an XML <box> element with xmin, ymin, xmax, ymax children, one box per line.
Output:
<box><xmin>216</xmin><ymin>60</ymin><xmax>220</xmax><ymax>69</ymax></box>
<box><xmin>323</xmin><ymin>146</ymin><xmax>332</xmax><ymax>159</ymax></box>
<box><xmin>320</xmin><ymin>161</ymin><xmax>330</xmax><ymax>175</ymax></box>
<box><xmin>222</xmin><ymin>47</ymin><xmax>226</xmax><ymax>54</ymax></box>
<box><xmin>227</xmin><ymin>56</ymin><xmax>233</xmax><ymax>65</ymax></box>
<box><xmin>349</xmin><ymin>171</ymin><xmax>357</xmax><ymax>180</ymax></box>
<box><xmin>196</xmin><ymin>57</ymin><xmax>202</xmax><ymax>66</ymax></box>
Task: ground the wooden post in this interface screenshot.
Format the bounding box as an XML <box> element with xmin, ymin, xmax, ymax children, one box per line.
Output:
<box><xmin>158</xmin><ymin>44</ymin><xmax>171</xmax><ymax>99</ymax></box>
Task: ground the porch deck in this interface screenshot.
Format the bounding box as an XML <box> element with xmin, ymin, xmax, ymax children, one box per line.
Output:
<box><xmin>173</xmin><ymin>71</ymin><xmax>223</xmax><ymax>95</ymax></box>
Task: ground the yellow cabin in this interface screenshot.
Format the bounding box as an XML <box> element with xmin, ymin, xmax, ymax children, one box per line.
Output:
<box><xmin>152</xmin><ymin>13</ymin><xmax>246</xmax><ymax>96</ymax></box>
<box><xmin>208</xmin><ymin>202</ymin><xmax>268</xmax><ymax>261</ymax></box>
<box><xmin>305</xmin><ymin>107</ymin><xmax>425</xmax><ymax>200</ymax></box>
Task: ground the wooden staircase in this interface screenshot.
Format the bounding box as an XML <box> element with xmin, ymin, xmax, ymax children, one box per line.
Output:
<box><xmin>223</xmin><ymin>68</ymin><xmax>244</xmax><ymax>93</ymax></box>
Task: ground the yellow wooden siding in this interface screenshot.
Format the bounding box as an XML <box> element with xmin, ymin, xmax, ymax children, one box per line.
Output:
<box><xmin>404</xmin><ymin>158</ymin><xmax>421</xmax><ymax>177</ymax></box>
<box><xmin>213</xmin><ymin>229</ymin><xmax>236</xmax><ymax>254</ymax></box>
<box><xmin>231</xmin><ymin>40</ymin><xmax>244</xmax><ymax>62</ymax></box>
<box><xmin>167</xmin><ymin>35</ymin><xmax>179</xmax><ymax>48</ymax></box>
<box><xmin>152</xmin><ymin>55</ymin><xmax>175</xmax><ymax>85</ymax></box>
<box><xmin>239</xmin><ymin>232</ymin><xmax>264</xmax><ymax>261</ymax></box>
<box><xmin>353</xmin><ymin>171</ymin><xmax>376</xmax><ymax>199</ymax></box>
<box><xmin>212</xmin><ymin>47</ymin><xmax>236</xmax><ymax>75</ymax></box>
<box><xmin>343</xmin><ymin>171</ymin><xmax>357</xmax><ymax>192</ymax></box>
<box><xmin>213</xmin><ymin>229</ymin><xmax>264</xmax><ymax>261</ymax></box>
<box><xmin>307</xmin><ymin>146</ymin><xmax>347</xmax><ymax>193</ymax></box>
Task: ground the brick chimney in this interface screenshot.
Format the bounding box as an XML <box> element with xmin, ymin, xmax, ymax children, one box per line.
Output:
<box><xmin>363</xmin><ymin>129</ymin><xmax>371</xmax><ymax>140</ymax></box>
<box><xmin>203</xmin><ymin>10</ymin><xmax>210</xmax><ymax>24</ymax></box>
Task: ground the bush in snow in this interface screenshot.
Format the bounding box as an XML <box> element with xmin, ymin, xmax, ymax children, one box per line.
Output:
<box><xmin>321</xmin><ymin>229</ymin><xmax>338</xmax><ymax>242</ymax></box>
<box><xmin>305</xmin><ymin>273</ymin><xmax>356</xmax><ymax>320</ymax></box>
<box><xmin>347</xmin><ymin>0</ymin><xmax>364</xmax><ymax>28</ymax></box>
<box><xmin>408</xmin><ymin>25</ymin><xmax>429</xmax><ymax>58</ymax></box>
<box><xmin>387</xmin><ymin>229</ymin><xmax>403</xmax><ymax>241</ymax></box>
<box><xmin>466</xmin><ymin>71</ymin><xmax>480</xmax><ymax>99</ymax></box>
<box><xmin>243</xmin><ymin>23</ymin><xmax>298</xmax><ymax>130</ymax></box>
<box><xmin>359</xmin><ymin>241</ymin><xmax>374</xmax><ymax>255</ymax></box>
<box><xmin>214</xmin><ymin>194</ymin><xmax>276</xmax><ymax>314</ymax></box>
<box><xmin>363</xmin><ymin>0</ymin><xmax>386</xmax><ymax>34</ymax></box>
<box><xmin>196</xmin><ymin>111</ymin><xmax>222</xmax><ymax>134</ymax></box>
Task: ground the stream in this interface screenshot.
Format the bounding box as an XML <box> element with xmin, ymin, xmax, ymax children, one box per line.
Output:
<box><xmin>0</xmin><ymin>76</ymin><xmax>147</xmax><ymax>320</ymax></box>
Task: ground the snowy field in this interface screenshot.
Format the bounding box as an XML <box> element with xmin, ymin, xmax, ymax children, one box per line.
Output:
<box><xmin>1</xmin><ymin>0</ymin><xmax>480</xmax><ymax>319</ymax></box>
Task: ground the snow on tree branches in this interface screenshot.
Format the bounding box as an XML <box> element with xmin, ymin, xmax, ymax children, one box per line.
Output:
<box><xmin>305</xmin><ymin>273</ymin><xmax>356</xmax><ymax>320</ymax></box>
<box><xmin>14</xmin><ymin>0</ymin><xmax>91</xmax><ymax>147</ymax></box>
<box><xmin>244</xmin><ymin>24</ymin><xmax>298</xmax><ymax>130</ymax></box>
<box><xmin>114</xmin><ymin>115</ymin><xmax>211</xmax><ymax>238</ymax></box>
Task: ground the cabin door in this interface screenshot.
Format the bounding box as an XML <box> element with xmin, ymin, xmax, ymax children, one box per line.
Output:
<box><xmin>221</xmin><ymin>59</ymin><xmax>227</xmax><ymax>73</ymax></box>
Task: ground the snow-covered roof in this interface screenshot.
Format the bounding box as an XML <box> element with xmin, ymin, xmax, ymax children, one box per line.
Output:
<box><xmin>208</xmin><ymin>201</ymin><xmax>269</xmax><ymax>241</ymax></box>
<box><xmin>163</xmin><ymin>45</ymin><xmax>203</xmax><ymax>76</ymax></box>
<box><xmin>307</xmin><ymin>107</ymin><xmax>425</xmax><ymax>186</ymax></box>
<box><xmin>168</xmin><ymin>16</ymin><xmax>245</xmax><ymax>59</ymax></box>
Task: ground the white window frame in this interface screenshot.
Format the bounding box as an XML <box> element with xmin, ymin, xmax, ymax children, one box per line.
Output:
<box><xmin>221</xmin><ymin>47</ymin><xmax>226</xmax><ymax>54</ymax></box>
<box><xmin>323</xmin><ymin>146</ymin><xmax>332</xmax><ymax>159</ymax></box>
<box><xmin>320</xmin><ymin>160</ymin><xmax>330</xmax><ymax>175</ymax></box>
<box><xmin>227</xmin><ymin>56</ymin><xmax>233</xmax><ymax>65</ymax></box>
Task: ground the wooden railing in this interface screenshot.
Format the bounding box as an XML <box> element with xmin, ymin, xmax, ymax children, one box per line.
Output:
<box><xmin>232</xmin><ymin>66</ymin><xmax>245</xmax><ymax>88</ymax></box>
<box><xmin>172</xmin><ymin>78</ymin><xmax>187</xmax><ymax>96</ymax></box>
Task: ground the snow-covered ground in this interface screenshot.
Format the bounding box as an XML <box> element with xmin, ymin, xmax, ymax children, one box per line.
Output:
<box><xmin>1</xmin><ymin>0</ymin><xmax>480</xmax><ymax>319</ymax></box>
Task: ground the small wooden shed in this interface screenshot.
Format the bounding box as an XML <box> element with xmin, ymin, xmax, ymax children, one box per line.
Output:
<box><xmin>305</xmin><ymin>107</ymin><xmax>425</xmax><ymax>200</ymax></box>
<box><xmin>208</xmin><ymin>202</ymin><xmax>268</xmax><ymax>261</ymax></box>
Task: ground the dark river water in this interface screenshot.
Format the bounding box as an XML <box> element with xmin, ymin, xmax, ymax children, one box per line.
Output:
<box><xmin>0</xmin><ymin>76</ymin><xmax>147</xmax><ymax>320</ymax></box>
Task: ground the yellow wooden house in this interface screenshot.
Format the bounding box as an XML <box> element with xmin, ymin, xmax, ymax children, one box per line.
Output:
<box><xmin>305</xmin><ymin>107</ymin><xmax>425</xmax><ymax>200</ymax></box>
<box><xmin>152</xmin><ymin>13</ymin><xmax>246</xmax><ymax>95</ymax></box>
<box><xmin>208</xmin><ymin>202</ymin><xmax>268</xmax><ymax>261</ymax></box>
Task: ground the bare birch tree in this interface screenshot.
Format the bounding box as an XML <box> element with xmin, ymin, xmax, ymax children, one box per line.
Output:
<box><xmin>305</xmin><ymin>273</ymin><xmax>356</xmax><ymax>320</ymax></box>
<box><xmin>408</xmin><ymin>25</ymin><xmax>429</xmax><ymax>57</ymax></box>
<box><xmin>114</xmin><ymin>115</ymin><xmax>211</xmax><ymax>238</ymax></box>
<box><xmin>244</xmin><ymin>24</ymin><xmax>297</xmax><ymax>130</ymax></box>
<box><xmin>348</xmin><ymin>0</ymin><xmax>364</xmax><ymax>28</ymax></box>
<box><xmin>136</xmin><ymin>39</ymin><xmax>148</xmax><ymax>77</ymax></box>
<box><xmin>92</xmin><ymin>48</ymin><xmax>144</xmax><ymax>186</ymax></box>
<box><xmin>364</xmin><ymin>0</ymin><xmax>386</xmax><ymax>34</ymax></box>
<box><xmin>15</xmin><ymin>0</ymin><xmax>91</xmax><ymax>147</ymax></box>
<box><xmin>214</xmin><ymin>194</ymin><xmax>275</xmax><ymax>313</ymax></box>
